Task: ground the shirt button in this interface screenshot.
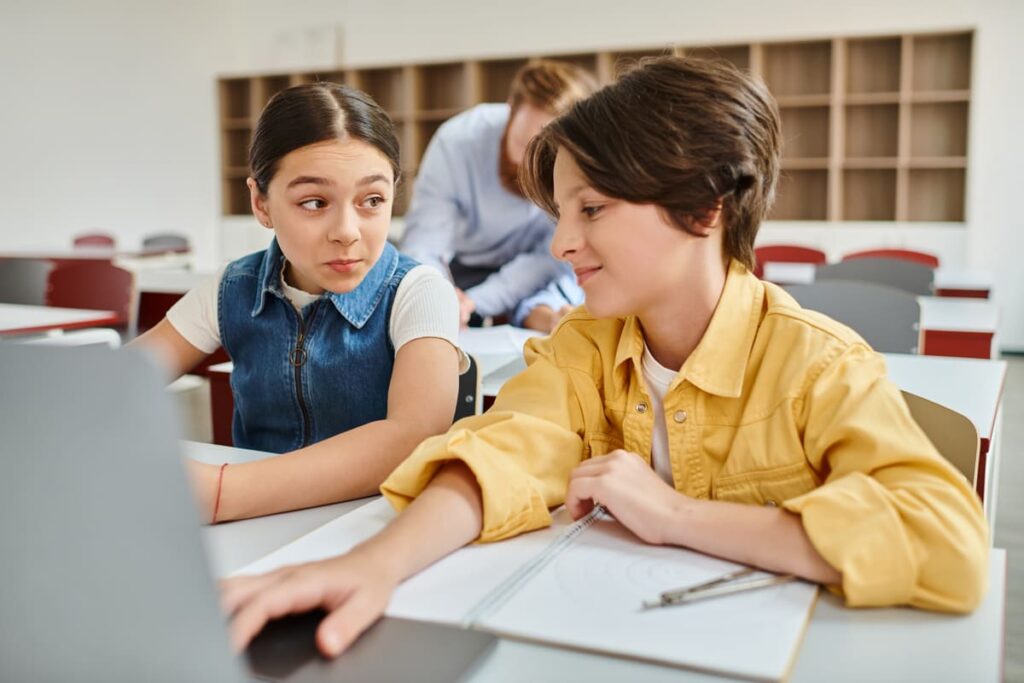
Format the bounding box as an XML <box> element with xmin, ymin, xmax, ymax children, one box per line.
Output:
<box><xmin>673</xmin><ymin>410</ymin><xmax>687</xmax><ymax>424</ymax></box>
<box><xmin>635</xmin><ymin>402</ymin><xmax>648</xmax><ymax>414</ymax></box>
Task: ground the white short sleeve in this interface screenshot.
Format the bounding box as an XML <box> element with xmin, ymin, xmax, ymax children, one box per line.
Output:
<box><xmin>165</xmin><ymin>265</ymin><xmax>227</xmax><ymax>354</ymax></box>
<box><xmin>390</xmin><ymin>265</ymin><xmax>469</xmax><ymax>372</ymax></box>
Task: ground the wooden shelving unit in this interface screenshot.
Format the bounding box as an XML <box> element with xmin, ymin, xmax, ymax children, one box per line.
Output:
<box><xmin>218</xmin><ymin>30</ymin><xmax>972</xmax><ymax>222</ymax></box>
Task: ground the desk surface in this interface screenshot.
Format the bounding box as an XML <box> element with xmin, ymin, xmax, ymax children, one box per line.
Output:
<box><xmin>189</xmin><ymin>439</ymin><xmax>1006</xmax><ymax>682</ymax></box>
<box><xmin>883</xmin><ymin>352</ymin><xmax>1007</xmax><ymax>440</ymax></box>
<box><xmin>919</xmin><ymin>296</ymin><xmax>999</xmax><ymax>333</ymax></box>
<box><xmin>0</xmin><ymin>303</ymin><xmax>119</xmax><ymax>336</ymax></box>
<box><xmin>135</xmin><ymin>267</ymin><xmax>214</xmax><ymax>294</ymax></box>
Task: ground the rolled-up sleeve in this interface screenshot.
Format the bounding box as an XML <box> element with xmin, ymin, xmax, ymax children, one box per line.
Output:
<box><xmin>784</xmin><ymin>344</ymin><xmax>989</xmax><ymax>612</ymax></box>
<box><xmin>381</xmin><ymin>333</ymin><xmax>591</xmax><ymax>541</ymax></box>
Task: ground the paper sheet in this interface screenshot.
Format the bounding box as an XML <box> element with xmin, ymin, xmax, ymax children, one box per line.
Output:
<box><xmin>235</xmin><ymin>501</ymin><xmax>816</xmax><ymax>681</ymax></box>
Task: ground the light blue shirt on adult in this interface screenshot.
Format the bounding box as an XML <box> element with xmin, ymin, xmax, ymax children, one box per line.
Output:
<box><xmin>399</xmin><ymin>103</ymin><xmax>568</xmax><ymax>318</ymax></box>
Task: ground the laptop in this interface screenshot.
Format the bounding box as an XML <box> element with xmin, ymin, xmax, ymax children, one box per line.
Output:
<box><xmin>0</xmin><ymin>344</ymin><xmax>495</xmax><ymax>682</ymax></box>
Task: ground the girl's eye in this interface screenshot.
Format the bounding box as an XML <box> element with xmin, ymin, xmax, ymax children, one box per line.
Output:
<box><xmin>299</xmin><ymin>198</ymin><xmax>327</xmax><ymax>211</ymax></box>
<box><xmin>361</xmin><ymin>195</ymin><xmax>386</xmax><ymax>209</ymax></box>
<box><xmin>582</xmin><ymin>204</ymin><xmax>603</xmax><ymax>219</ymax></box>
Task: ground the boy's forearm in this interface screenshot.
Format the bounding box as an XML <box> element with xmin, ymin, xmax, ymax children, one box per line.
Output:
<box><xmin>662</xmin><ymin>497</ymin><xmax>842</xmax><ymax>585</ymax></box>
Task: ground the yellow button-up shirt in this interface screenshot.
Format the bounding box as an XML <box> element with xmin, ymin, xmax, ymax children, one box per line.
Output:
<box><xmin>382</xmin><ymin>261</ymin><xmax>988</xmax><ymax>612</ymax></box>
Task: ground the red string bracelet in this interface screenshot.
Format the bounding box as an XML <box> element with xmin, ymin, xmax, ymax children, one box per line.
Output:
<box><xmin>211</xmin><ymin>463</ymin><xmax>229</xmax><ymax>524</ymax></box>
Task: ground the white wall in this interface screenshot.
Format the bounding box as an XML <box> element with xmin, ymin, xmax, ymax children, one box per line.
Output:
<box><xmin>2</xmin><ymin>0</ymin><xmax>1022</xmax><ymax>347</ymax></box>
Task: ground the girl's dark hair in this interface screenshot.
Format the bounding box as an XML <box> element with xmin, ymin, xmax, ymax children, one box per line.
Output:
<box><xmin>520</xmin><ymin>56</ymin><xmax>781</xmax><ymax>271</ymax></box>
<box><xmin>249</xmin><ymin>82</ymin><xmax>401</xmax><ymax>193</ymax></box>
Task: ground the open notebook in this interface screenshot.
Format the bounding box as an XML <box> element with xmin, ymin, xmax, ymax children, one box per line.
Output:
<box><xmin>235</xmin><ymin>499</ymin><xmax>818</xmax><ymax>682</ymax></box>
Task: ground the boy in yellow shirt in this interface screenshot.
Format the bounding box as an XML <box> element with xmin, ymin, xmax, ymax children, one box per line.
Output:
<box><xmin>223</xmin><ymin>57</ymin><xmax>988</xmax><ymax>657</ymax></box>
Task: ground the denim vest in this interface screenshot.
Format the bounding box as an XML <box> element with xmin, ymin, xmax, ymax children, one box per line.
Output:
<box><xmin>219</xmin><ymin>239</ymin><xmax>417</xmax><ymax>453</ymax></box>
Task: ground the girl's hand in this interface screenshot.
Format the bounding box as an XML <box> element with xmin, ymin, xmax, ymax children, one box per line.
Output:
<box><xmin>455</xmin><ymin>288</ymin><xmax>476</xmax><ymax>327</ymax></box>
<box><xmin>565</xmin><ymin>449</ymin><xmax>685</xmax><ymax>545</ymax></box>
<box><xmin>221</xmin><ymin>548</ymin><xmax>397</xmax><ymax>658</ymax></box>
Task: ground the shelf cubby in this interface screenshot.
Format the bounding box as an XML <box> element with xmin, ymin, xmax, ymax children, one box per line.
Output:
<box><xmin>912</xmin><ymin>33</ymin><xmax>972</xmax><ymax>92</ymax></box>
<box><xmin>357</xmin><ymin>67</ymin><xmax>405</xmax><ymax>115</ymax></box>
<box><xmin>416</xmin><ymin>62</ymin><xmax>468</xmax><ymax>113</ymax></box>
<box><xmin>842</xmin><ymin>169</ymin><xmax>897</xmax><ymax>220</ymax></box>
<box><xmin>761</xmin><ymin>41</ymin><xmax>831</xmax><ymax>97</ymax></box>
<box><xmin>846</xmin><ymin>37</ymin><xmax>901</xmax><ymax>94</ymax></box>
<box><xmin>220</xmin><ymin>79</ymin><xmax>251</xmax><ymax>121</ymax></box>
<box><xmin>771</xmin><ymin>170</ymin><xmax>828</xmax><ymax>221</ymax></box>
<box><xmin>779</xmin><ymin>106</ymin><xmax>830</xmax><ymax>159</ymax></box>
<box><xmin>910</xmin><ymin>102</ymin><xmax>968</xmax><ymax>157</ymax></box>
<box><xmin>845</xmin><ymin>104</ymin><xmax>899</xmax><ymax>158</ymax></box>
<box><xmin>908</xmin><ymin>169</ymin><xmax>965</xmax><ymax>221</ymax></box>
<box><xmin>684</xmin><ymin>45</ymin><xmax>751</xmax><ymax>72</ymax></box>
<box><xmin>479</xmin><ymin>58</ymin><xmax>529</xmax><ymax>103</ymax></box>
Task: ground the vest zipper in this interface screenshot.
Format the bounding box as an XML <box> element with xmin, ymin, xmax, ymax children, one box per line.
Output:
<box><xmin>290</xmin><ymin>302</ymin><xmax>318</xmax><ymax>447</ymax></box>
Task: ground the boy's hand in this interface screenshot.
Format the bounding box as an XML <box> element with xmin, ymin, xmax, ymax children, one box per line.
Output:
<box><xmin>565</xmin><ymin>449</ymin><xmax>684</xmax><ymax>545</ymax></box>
<box><xmin>221</xmin><ymin>548</ymin><xmax>398</xmax><ymax>658</ymax></box>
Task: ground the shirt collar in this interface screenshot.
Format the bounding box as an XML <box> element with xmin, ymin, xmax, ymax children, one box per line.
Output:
<box><xmin>251</xmin><ymin>239</ymin><xmax>401</xmax><ymax>329</ymax></box>
<box><xmin>613</xmin><ymin>260</ymin><xmax>764</xmax><ymax>398</ymax></box>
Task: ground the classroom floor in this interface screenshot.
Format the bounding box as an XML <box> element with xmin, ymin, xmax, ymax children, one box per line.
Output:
<box><xmin>995</xmin><ymin>353</ymin><xmax>1024</xmax><ymax>682</ymax></box>
<box><xmin>172</xmin><ymin>356</ymin><xmax>1024</xmax><ymax>680</ymax></box>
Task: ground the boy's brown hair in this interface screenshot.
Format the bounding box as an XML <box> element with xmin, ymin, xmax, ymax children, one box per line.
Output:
<box><xmin>520</xmin><ymin>56</ymin><xmax>781</xmax><ymax>271</ymax></box>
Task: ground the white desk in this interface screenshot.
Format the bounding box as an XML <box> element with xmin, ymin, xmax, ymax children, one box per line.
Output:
<box><xmin>134</xmin><ymin>267</ymin><xmax>212</xmax><ymax>295</ymax></box>
<box><xmin>190</xmin><ymin>440</ymin><xmax>1006</xmax><ymax>682</ymax></box>
<box><xmin>0</xmin><ymin>303</ymin><xmax>118</xmax><ymax>337</ymax></box>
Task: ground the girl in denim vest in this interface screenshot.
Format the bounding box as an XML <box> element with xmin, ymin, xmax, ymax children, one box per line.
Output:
<box><xmin>133</xmin><ymin>83</ymin><xmax>465</xmax><ymax>523</ymax></box>
<box><xmin>222</xmin><ymin>58</ymin><xmax>987</xmax><ymax>656</ymax></box>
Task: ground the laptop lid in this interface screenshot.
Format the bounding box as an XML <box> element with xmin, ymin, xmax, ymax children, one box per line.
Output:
<box><xmin>0</xmin><ymin>344</ymin><xmax>249</xmax><ymax>682</ymax></box>
<box><xmin>0</xmin><ymin>344</ymin><xmax>497</xmax><ymax>682</ymax></box>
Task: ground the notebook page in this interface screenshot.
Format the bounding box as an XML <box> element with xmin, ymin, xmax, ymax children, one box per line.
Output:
<box><xmin>232</xmin><ymin>497</ymin><xmax>564</xmax><ymax>626</ymax></box>
<box><xmin>477</xmin><ymin>509</ymin><xmax>818</xmax><ymax>682</ymax></box>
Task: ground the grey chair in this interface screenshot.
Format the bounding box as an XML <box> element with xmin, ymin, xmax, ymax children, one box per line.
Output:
<box><xmin>141</xmin><ymin>233</ymin><xmax>190</xmax><ymax>252</ymax></box>
<box><xmin>785</xmin><ymin>280</ymin><xmax>922</xmax><ymax>354</ymax></box>
<box><xmin>0</xmin><ymin>258</ymin><xmax>53</xmax><ymax>305</ymax></box>
<box><xmin>815</xmin><ymin>257</ymin><xmax>934</xmax><ymax>296</ymax></box>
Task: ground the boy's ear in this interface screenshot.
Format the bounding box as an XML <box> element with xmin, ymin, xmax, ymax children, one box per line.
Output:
<box><xmin>247</xmin><ymin>178</ymin><xmax>273</xmax><ymax>229</ymax></box>
<box><xmin>689</xmin><ymin>198</ymin><xmax>725</xmax><ymax>235</ymax></box>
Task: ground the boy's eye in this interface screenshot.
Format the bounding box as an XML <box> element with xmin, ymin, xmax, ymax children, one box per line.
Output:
<box><xmin>361</xmin><ymin>195</ymin><xmax>386</xmax><ymax>209</ymax></box>
<box><xmin>299</xmin><ymin>198</ymin><xmax>327</xmax><ymax>211</ymax></box>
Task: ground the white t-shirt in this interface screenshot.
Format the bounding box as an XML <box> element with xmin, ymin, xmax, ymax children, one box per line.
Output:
<box><xmin>166</xmin><ymin>263</ymin><xmax>467</xmax><ymax>371</ymax></box>
<box><xmin>641</xmin><ymin>344</ymin><xmax>679</xmax><ymax>486</ymax></box>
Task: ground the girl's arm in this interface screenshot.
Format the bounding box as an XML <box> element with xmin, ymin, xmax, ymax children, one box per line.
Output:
<box><xmin>129</xmin><ymin>318</ymin><xmax>211</xmax><ymax>380</ymax></box>
<box><xmin>197</xmin><ymin>336</ymin><xmax>460</xmax><ymax>522</ymax></box>
<box><xmin>223</xmin><ymin>460</ymin><xmax>483</xmax><ymax>656</ymax></box>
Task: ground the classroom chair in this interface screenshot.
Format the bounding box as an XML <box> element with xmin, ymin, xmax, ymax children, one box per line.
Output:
<box><xmin>753</xmin><ymin>244</ymin><xmax>827</xmax><ymax>279</ymax></box>
<box><xmin>72</xmin><ymin>232</ymin><xmax>116</xmax><ymax>248</ymax></box>
<box><xmin>0</xmin><ymin>258</ymin><xmax>52</xmax><ymax>305</ymax></box>
<box><xmin>455</xmin><ymin>354</ymin><xmax>482</xmax><ymax>420</ymax></box>
<box><xmin>141</xmin><ymin>233</ymin><xmax>190</xmax><ymax>252</ymax></box>
<box><xmin>45</xmin><ymin>261</ymin><xmax>137</xmax><ymax>337</ymax></box>
<box><xmin>843</xmin><ymin>248</ymin><xmax>939</xmax><ymax>269</ymax></box>
<box><xmin>785</xmin><ymin>280</ymin><xmax>921</xmax><ymax>354</ymax></box>
<box><xmin>901</xmin><ymin>390</ymin><xmax>979</xmax><ymax>491</ymax></box>
<box><xmin>816</xmin><ymin>257</ymin><xmax>934</xmax><ymax>296</ymax></box>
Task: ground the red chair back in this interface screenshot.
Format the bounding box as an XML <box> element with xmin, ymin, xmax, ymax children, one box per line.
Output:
<box><xmin>72</xmin><ymin>233</ymin><xmax>116</xmax><ymax>248</ymax></box>
<box><xmin>46</xmin><ymin>262</ymin><xmax>136</xmax><ymax>331</ymax></box>
<box><xmin>843</xmin><ymin>248</ymin><xmax>939</xmax><ymax>269</ymax></box>
<box><xmin>753</xmin><ymin>245</ymin><xmax>827</xmax><ymax>278</ymax></box>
